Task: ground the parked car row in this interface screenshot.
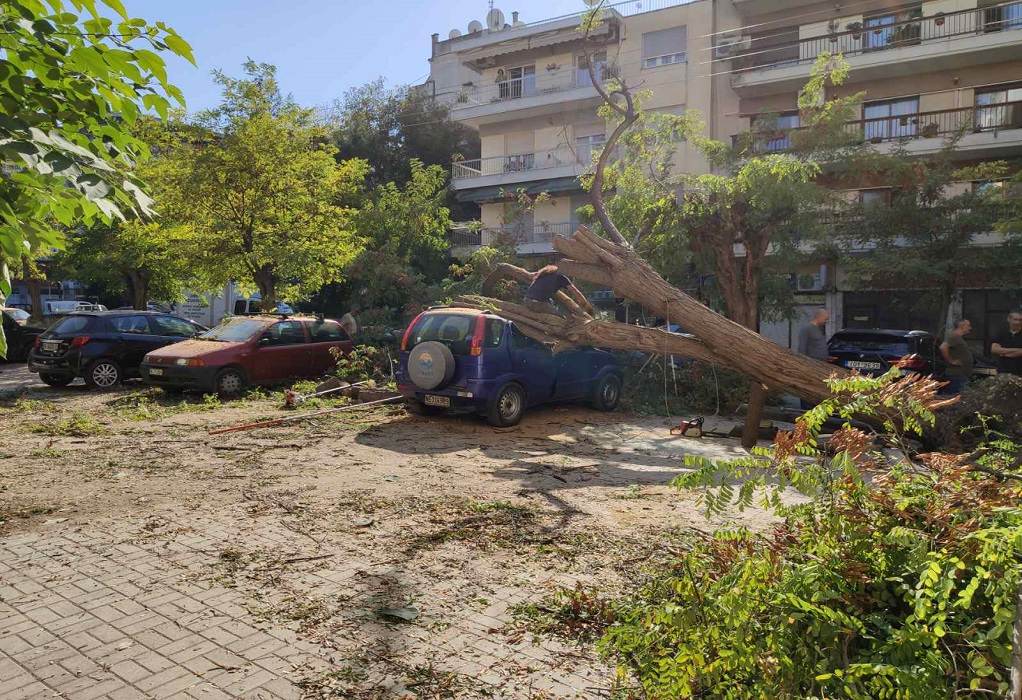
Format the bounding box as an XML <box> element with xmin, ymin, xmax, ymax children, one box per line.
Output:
<box><xmin>23</xmin><ymin>310</ymin><xmax>355</xmax><ymax>394</ymax></box>
<box><xmin>825</xmin><ymin>328</ymin><xmax>997</xmax><ymax>380</ymax></box>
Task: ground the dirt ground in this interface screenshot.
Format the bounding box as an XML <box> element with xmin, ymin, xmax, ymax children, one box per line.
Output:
<box><xmin>0</xmin><ymin>369</ymin><xmax>773</xmax><ymax>698</ymax></box>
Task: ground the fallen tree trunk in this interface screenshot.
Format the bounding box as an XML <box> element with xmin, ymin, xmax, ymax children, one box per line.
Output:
<box><xmin>456</xmin><ymin>295</ymin><xmax>715</xmax><ymax>364</ymax></box>
<box><xmin>550</xmin><ymin>226</ymin><xmax>847</xmax><ymax>402</ymax></box>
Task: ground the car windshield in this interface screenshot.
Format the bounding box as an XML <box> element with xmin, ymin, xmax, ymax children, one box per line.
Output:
<box><xmin>407</xmin><ymin>313</ymin><xmax>477</xmax><ymax>355</ymax></box>
<box><xmin>4</xmin><ymin>308</ymin><xmax>30</xmax><ymax>323</ymax></box>
<box><xmin>199</xmin><ymin>318</ymin><xmax>266</xmax><ymax>342</ymax></box>
<box><xmin>46</xmin><ymin>315</ymin><xmax>93</xmax><ymax>335</ymax></box>
<box><xmin>829</xmin><ymin>333</ymin><xmax>912</xmax><ymax>356</ymax></box>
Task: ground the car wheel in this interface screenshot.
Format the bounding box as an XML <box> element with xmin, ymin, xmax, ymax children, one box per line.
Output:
<box><xmin>85</xmin><ymin>360</ymin><xmax>122</xmax><ymax>389</ymax></box>
<box><xmin>591</xmin><ymin>374</ymin><xmax>622</xmax><ymax>412</ymax></box>
<box><xmin>487</xmin><ymin>383</ymin><xmax>525</xmax><ymax>427</ymax></box>
<box><xmin>39</xmin><ymin>373</ymin><xmax>72</xmax><ymax>388</ymax></box>
<box><xmin>215</xmin><ymin>368</ymin><xmax>246</xmax><ymax>397</ymax></box>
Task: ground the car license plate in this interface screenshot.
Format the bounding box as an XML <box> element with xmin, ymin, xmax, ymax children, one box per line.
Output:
<box><xmin>846</xmin><ymin>360</ymin><xmax>882</xmax><ymax>370</ymax></box>
<box><xmin>424</xmin><ymin>395</ymin><xmax>451</xmax><ymax>407</ymax></box>
<box><xmin>42</xmin><ymin>341</ymin><xmax>60</xmax><ymax>352</ymax></box>
<box><xmin>148</xmin><ymin>368</ymin><xmax>164</xmax><ymax>376</ymax></box>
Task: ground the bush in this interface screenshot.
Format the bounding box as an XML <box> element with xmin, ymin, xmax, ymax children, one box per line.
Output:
<box><xmin>620</xmin><ymin>357</ymin><xmax>750</xmax><ymax>416</ymax></box>
<box><xmin>331</xmin><ymin>344</ymin><xmax>394</xmax><ymax>385</ymax></box>
<box><xmin>599</xmin><ymin>369</ymin><xmax>1022</xmax><ymax>698</ymax></box>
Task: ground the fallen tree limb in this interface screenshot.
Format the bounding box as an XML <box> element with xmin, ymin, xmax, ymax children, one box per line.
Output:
<box><xmin>552</xmin><ymin>226</ymin><xmax>848</xmax><ymax>402</ymax></box>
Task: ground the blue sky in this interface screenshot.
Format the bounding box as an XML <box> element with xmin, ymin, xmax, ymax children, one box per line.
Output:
<box><xmin>135</xmin><ymin>0</ymin><xmax>587</xmax><ymax>113</ymax></box>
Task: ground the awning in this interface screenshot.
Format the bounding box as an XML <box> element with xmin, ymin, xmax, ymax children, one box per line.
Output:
<box><xmin>461</xmin><ymin>21</ymin><xmax>613</xmax><ymax>66</ymax></box>
<box><xmin>454</xmin><ymin>176</ymin><xmax>584</xmax><ymax>204</ymax></box>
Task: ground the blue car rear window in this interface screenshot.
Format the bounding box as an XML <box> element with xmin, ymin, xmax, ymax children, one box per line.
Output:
<box><xmin>408</xmin><ymin>314</ymin><xmax>504</xmax><ymax>355</ymax></box>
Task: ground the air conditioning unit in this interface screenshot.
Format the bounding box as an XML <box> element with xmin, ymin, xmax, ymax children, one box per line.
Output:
<box><xmin>713</xmin><ymin>33</ymin><xmax>750</xmax><ymax>59</ymax></box>
<box><xmin>795</xmin><ymin>265</ymin><xmax>828</xmax><ymax>292</ymax></box>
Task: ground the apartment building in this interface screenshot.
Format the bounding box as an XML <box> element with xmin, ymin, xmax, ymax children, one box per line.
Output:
<box><xmin>425</xmin><ymin>0</ymin><xmax>742</xmax><ymax>256</ymax></box>
<box><xmin>726</xmin><ymin>0</ymin><xmax>1022</xmax><ymax>352</ymax></box>
<box><xmin>425</xmin><ymin>0</ymin><xmax>1022</xmax><ymax>352</ymax></box>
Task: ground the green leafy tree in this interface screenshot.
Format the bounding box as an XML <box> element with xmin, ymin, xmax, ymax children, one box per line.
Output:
<box><xmin>57</xmin><ymin>220</ymin><xmax>197</xmax><ymax>309</ymax></box>
<box><xmin>836</xmin><ymin>155</ymin><xmax>1019</xmax><ymax>334</ymax></box>
<box><xmin>330</xmin><ymin>79</ymin><xmax>479</xmax><ymax>188</ymax></box>
<box><xmin>0</xmin><ymin>0</ymin><xmax>191</xmax><ymax>355</ymax></box>
<box><xmin>165</xmin><ymin>62</ymin><xmax>369</xmax><ymax>310</ymax></box>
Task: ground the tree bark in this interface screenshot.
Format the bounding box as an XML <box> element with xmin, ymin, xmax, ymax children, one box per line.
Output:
<box><xmin>254</xmin><ymin>265</ymin><xmax>277</xmax><ymax>312</ymax></box>
<box><xmin>742</xmin><ymin>383</ymin><xmax>768</xmax><ymax>449</ymax></box>
<box><xmin>551</xmin><ymin>226</ymin><xmax>847</xmax><ymax>402</ymax></box>
<box><xmin>127</xmin><ymin>270</ymin><xmax>149</xmax><ymax>310</ymax></box>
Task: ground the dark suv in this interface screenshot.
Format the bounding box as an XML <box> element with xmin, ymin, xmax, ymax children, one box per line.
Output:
<box><xmin>28</xmin><ymin>311</ymin><xmax>206</xmax><ymax>388</ymax></box>
<box><xmin>827</xmin><ymin>329</ymin><xmax>942</xmax><ymax>376</ymax></box>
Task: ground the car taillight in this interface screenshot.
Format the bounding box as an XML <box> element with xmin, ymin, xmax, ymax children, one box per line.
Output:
<box><xmin>70</xmin><ymin>336</ymin><xmax>90</xmax><ymax>348</ymax></box>
<box><xmin>401</xmin><ymin>312</ymin><xmax>424</xmax><ymax>351</ymax></box>
<box><xmin>469</xmin><ymin>315</ymin><xmax>486</xmax><ymax>357</ymax></box>
<box><xmin>899</xmin><ymin>354</ymin><xmax>926</xmax><ymax>371</ymax></box>
<box><xmin>826</xmin><ymin>355</ymin><xmax>839</xmax><ymax>364</ymax></box>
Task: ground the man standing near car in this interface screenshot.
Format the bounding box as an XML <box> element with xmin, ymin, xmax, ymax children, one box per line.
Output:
<box><xmin>797</xmin><ymin>309</ymin><xmax>830</xmax><ymax>361</ymax></box>
<box><xmin>340</xmin><ymin>305</ymin><xmax>359</xmax><ymax>339</ymax></box>
<box><xmin>990</xmin><ymin>310</ymin><xmax>1022</xmax><ymax>376</ymax></box>
<box><xmin>940</xmin><ymin>318</ymin><xmax>974</xmax><ymax>394</ymax></box>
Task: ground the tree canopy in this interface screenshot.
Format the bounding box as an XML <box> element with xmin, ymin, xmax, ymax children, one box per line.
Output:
<box><xmin>162</xmin><ymin>63</ymin><xmax>369</xmax><ymax>310</ymax></box>
<box><xmin>0</xmin><ymin>0</ymin><xmax>190</xmax><ymax>355</ymax></box>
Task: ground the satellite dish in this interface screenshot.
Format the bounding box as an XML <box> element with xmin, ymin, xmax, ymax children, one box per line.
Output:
<box><xmin>486</xmin><ymin>8</ymin><xmax>506</xmax><ymax>31</ymax></box>
<box><xmin>449</xmin><ymin>28</ymin><xmax>462</xmax><ymax>39</ymax></box>
<box><xmin>468</xmin><ymin>20</ymin><xmax>483</xmax><ymax>33</ymax></box>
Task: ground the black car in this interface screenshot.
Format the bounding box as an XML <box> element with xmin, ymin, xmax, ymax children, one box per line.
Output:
<box><xmin>2</xmin><ymin>307</ymin><xmax>44</xmax><ymax>362</ymax></box>
<box><xmin>28</xmin><ymin>311</ymin><xmax>207</xmax><ymax>388</ymax></box>
<box><xmin>827</xmin><ymin>329</ymin><xmax>943</xmax><ymax>377</ymax></box>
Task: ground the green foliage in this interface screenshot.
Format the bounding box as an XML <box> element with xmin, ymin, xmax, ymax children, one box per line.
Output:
<box><xmin>162</xmin><ymin>62</ymin><xmax>369</xmax><ymax>309</ymax></box>
<box><xmin>599</xmin><ymin>370</ymin><xmax>1022</xmax><ymax>698</ymax></box>
<box><xmin>0</xmin><ymin>0</ymin><xmax>189</xmax><ymax>351</ymax></box>
<box><xmin>329</xmin><ymin>79</ymin><xmax>478</xmax><ymax>190</ymax></box>
<box><xmin>31</xmin><ymin>411</ymin><xmax>105</xmax><ymax>437</ymax></box>
<box><xmin>332</xmin><ymin>344</ymin><xmax>393</xmax><ymax>384</ymax></box>
<box><xmin>341</xmin><ymin>160</ymin><xmax>451</xmax><ymax>311</ymax></box>
<box><xmin>441</xmin><ymin>246</ymin><xmax>516</xmax><ymax>302</ymax></box>
<box><xmin>836</xmin><ymin>153</ymin><xmax>1019</xmax><ymax>335</ymax></box>
<box><xmin>621</xmin><ymin>359</ymin><xmax>749</xmax><ymax>417</ymax></box>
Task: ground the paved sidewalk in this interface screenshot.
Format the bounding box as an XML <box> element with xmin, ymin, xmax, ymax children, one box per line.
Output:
<box><xmin>0</xmin><ymin>518</ymin><xmax>328</xmax><ymax>699</ymax></box>
<box><xmin>0</xmin><ymin>507</ymin><xmax>607</xmax><ymax>699</ymax></box>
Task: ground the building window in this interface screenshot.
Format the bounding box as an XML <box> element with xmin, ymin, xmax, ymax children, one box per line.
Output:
<box><xmin>575</xmin><ymin>133</ymin><xmax>606</xmax><ymax>163</ymax></box>
<box><xmin>642</xmin><ymin>26</ymin><xmax>687</xmax><ymax>68</ymax></box>
<box><xmin>982</xmin><ymin>0</ymin><xmax>1022</xmax><ymax>32</ymax></box>
<box><xmin>576</xmin><ymin>52</ymin><xmax>611</xmax><ymax>86</ymax></box>
<box><xmin>751</xmin><ymin>111</ymin><xmax>800</xmax><ymax>152</ymax></box>
<box><xmin>863</xmin><ymin>97</ymin><xmax>919</xmax><ymax>141</ymax></box>
<box><xmin>495</xmin><ymin>65</ymin><xmax>535</xmax><ymax>100</ymax></box>
<box><xmin>863</xmin><ymin>6</ymin><xmax>922</xmax><ymax>50</ymax></box>
<box><xmin>975</xmin><ymin>83</ymin><xmax>1022</xmax><ymax>130</ymax></box>
<box><xmin>859</xmin><ymin>188</ymin><xmax>893</xmax><ymax>207</ymax></box>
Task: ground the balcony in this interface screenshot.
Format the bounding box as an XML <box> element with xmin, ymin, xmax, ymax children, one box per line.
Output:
<box><xmin>451</xmin><ymin>148</ymin><xmax>593</xmax><ymax>190</ymax></box>
<box><xmin>448</xmin><ymin>222</ymin><xmax>575</xmax><ymax>256</ymax></box>
<box><xmin>731</xmin><ymin>1</ymin><xmax>1022</xmax><ymax>94</ymax></box>
<box><xmin>735</xmin><ymin>100</ymin><xmax>1022</xmax><ymax>158</ymax></box>
<box><xmin>449</xmin><ymin>66</ymin><xmax>615</xmax><ymax>127</ymax></box>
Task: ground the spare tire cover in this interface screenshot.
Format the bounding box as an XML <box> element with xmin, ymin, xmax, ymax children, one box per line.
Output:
<box><xmin>408</xmin><ymin>341</ymin><xmax>456</xmax><ymax>390</ymax></box>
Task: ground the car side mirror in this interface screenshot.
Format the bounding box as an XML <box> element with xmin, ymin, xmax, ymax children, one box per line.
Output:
<box><xmin>258</xmin><ymin>335</ymin><xmax>271</xmax><ymax>347</ymax></box>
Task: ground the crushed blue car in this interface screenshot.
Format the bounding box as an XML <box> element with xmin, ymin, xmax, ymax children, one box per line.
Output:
<box><xmin>396</xmin><ymin>307</ymin><xmax>622</xmax><ymax>426</ymax></box>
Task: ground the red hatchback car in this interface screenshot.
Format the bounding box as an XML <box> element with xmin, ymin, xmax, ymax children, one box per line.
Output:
<box><xmin>140</xmin><ymin>315</ymin><xmax>353</xmax><ymax>395</ymax></box>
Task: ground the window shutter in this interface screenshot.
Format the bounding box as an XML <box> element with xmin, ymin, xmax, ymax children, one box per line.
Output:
<box><xmin>642</xmin><ymin>26</ymin><xmax>687</xmax><ymax>60</ymax></box>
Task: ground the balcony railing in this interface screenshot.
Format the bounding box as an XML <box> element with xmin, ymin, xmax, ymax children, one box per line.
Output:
<box><xmin>452</xmin><ymin>63</ymin><xmax>618</xmax><ymax>110</ymax></box>
<box><xmin>736</xmin><ymin>100</ymin><xmax>1022</xmax><ymax>153</ymax></box>
<box><xmin>735</xmin><ymin>0</ymin><xmax>1022</xmax><ymax>73</ymax></box>
<box><xmin>452</xmin><ymin>148</ymin><xmax>591</xmax><ymax>181</ymax></box>
<box><xmin>450</xmin><ymin>222</ymin><xmax>577</xmax><ymax>248</ymax></box>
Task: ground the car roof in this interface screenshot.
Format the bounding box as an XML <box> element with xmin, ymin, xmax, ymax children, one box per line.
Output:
<box><xmin>65</xmin><ymin>310</ymin><xmax>173</xmax><ymax>317</ymax></box>
<box><xmin>833</xmin><ymin>328</ymin><xmax>932</xmax><ymax>338</ymax></box>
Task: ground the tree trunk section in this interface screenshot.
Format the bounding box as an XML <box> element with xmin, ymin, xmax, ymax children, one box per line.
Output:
<box><xmin>553</xmin><ymin>227</ymin><xmax>846</xmax><ymax>402</ymax></box>
<box><xmin>26</xmin><ymin>279</ymin><xmax>43</xmax><ymax>325</ymax></box>
<box><xmin>742</xmin><ymin>383</ymin><xmax>768</xmax><ymax>449</ymax></box>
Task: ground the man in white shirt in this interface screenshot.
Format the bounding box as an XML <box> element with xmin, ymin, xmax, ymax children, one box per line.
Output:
<box><xmin>339</xmin><ymin>306</ymin><xmax>359</xmax><ymax>338</ymax></box>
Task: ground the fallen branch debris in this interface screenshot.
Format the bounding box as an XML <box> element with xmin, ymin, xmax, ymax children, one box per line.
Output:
<box><xmin>208</xmin><ymin>396</ymin><xmax>404</xmax><ymax>435</ymax></box>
